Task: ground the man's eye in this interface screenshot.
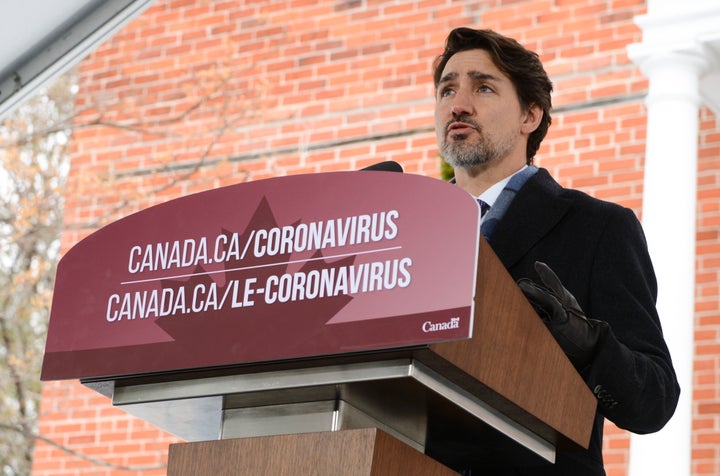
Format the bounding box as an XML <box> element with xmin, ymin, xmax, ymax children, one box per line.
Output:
<box><xmin>440</xmin><ymin>88</ymin><xmax>455</xmax><ymax>98</ymax></box>
<box><xmin>477</xmin><ymin>85</ymin><xmax>493</xmax><ymax>93</ymax></box>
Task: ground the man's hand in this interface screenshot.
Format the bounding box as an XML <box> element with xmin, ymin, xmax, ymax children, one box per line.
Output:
<box><xmin>518</xmin><ymin>261</ymin><xmax>608</xmax><ymax>370</ymax></box>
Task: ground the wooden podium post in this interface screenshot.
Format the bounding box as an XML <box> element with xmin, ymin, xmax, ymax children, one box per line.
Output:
<box><xmin>167</xmin><ymin>428</ymin><xmax>456</xmax><ymax>476</ymax></box>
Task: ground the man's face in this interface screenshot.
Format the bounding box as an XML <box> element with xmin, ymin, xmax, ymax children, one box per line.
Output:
<box><xmin>434</xmin><ymin>49</ymin><xmax>529</xmax><ymax>169</ymax></box>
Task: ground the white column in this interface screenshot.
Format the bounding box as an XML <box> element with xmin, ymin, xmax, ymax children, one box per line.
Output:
<box><xmin>627</xmin><ymin>1</ymin><xmax>720</xmax><ymax>474</ymax></box>
<box><xmin>627</xmin><ymin>50</ymin><xmax>706</xmax><ymax>476</ymax></box>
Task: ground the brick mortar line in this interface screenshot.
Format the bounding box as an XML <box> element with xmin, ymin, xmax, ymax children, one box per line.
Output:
<box><xmin>106</xmin><ymin>92</ymin><xmax>646</xmax><ymax>179</ymax></box>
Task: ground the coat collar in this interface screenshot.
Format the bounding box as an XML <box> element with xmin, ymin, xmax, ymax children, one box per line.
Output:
<box><xmin>485</xmin><ymin>168</ymin><xmax>572</xmax><ymax>269</ymax></box>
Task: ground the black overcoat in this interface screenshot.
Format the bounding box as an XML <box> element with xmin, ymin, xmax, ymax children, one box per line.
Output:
<box><xmin>476</xmin><ymin>167</ymin><xmax>680</xmax><ymax>475</ymax></box>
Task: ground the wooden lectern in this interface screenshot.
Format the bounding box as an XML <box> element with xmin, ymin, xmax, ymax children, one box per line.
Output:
<box><xmin>41</xmin><ymin>169</ymin><xmax>595</xmax><ymax>474</ymax></box>
<box><xmin>132</xmin><ymin>236</ymin><xmax>595</xmax><ymax>474</ymax></box>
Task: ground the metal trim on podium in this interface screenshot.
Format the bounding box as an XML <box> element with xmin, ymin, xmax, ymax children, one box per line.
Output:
<box><xmin>100</xmin><ymin>354</ymin><xmax>556</xmax><ymax>464</ymax></box>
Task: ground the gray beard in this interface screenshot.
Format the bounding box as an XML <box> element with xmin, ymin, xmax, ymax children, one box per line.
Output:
<box><xmin>441</xmin><ymin>136</ymin><xmax>506</xmax><ymax>168</ymax></box>
<box><xmin>441</xmin><ymin>141</ymin><xmax>492</xmax><ymax>168</ymax></box>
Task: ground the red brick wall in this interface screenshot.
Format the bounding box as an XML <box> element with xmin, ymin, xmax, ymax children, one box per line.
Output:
<box><xmin>32</xmin><ymin>0</ymin><xmax>719</xmax><ymax>474</ymax></box>
<box><xmin>696</xmin><ymin>104</ymin><xmax>720</xmax><ymax>476</ymax></box>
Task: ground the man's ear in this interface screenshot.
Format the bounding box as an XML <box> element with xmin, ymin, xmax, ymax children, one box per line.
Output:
<box><xmin>521</xmin><ymin>103</ymin><xmax>543</xmax><ymax>134</ymax></box>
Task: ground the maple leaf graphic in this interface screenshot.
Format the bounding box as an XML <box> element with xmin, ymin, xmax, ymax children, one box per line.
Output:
<box><xmin>152</xmin><ymin>196</ymin><xmax>354</xmax><ymax>368</ymax></box>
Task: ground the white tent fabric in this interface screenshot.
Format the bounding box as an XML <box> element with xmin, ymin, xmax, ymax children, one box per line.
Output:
<box><xmin>0</xmin><ymin>0</ymin><xmax>155</xmax><ymax>120</ymax></box>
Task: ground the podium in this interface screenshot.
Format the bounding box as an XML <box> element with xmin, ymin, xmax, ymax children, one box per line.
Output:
<box><xmin>41</xmin><ymin>168</ymin><xmax>595</xmax><ymax>473</ymax></box>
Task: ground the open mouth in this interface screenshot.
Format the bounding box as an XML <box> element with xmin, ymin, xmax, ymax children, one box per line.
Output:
<box><xmin>448</xmin><ymin>122</ymin><xmax>477</xmax><ymax>138</ymax></box>
<box><xmin>450</xmin><ymin>124</ymin><xmax>473</xmax><ymax>133</ymax></box>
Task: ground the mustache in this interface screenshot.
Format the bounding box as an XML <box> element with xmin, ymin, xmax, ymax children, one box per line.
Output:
<box><xmin>444</xmin><ymin>116</ymin><xmax>481</xmax><ymax>134</ymax></box>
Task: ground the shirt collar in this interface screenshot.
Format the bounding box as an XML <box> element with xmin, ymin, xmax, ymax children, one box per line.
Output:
<box><xmin>476</xmin><ymin>165</ymin><xmax>528</xmax><ymax>207</ymax></box>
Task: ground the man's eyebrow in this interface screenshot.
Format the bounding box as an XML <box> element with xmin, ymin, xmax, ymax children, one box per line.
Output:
<box><xmin>468</xmin><ymin>71</ymin><xmax>501</xmax><ymax>82</ymax></box>
<box><xmin>438</xmin><ymin>71</ymin><xmax>458</xmax><ymax>85</ymax></box>
<box><xmin>438</xmin><ymin>70</ymin><xmax>501</xmax><ymax>86</ymax></box>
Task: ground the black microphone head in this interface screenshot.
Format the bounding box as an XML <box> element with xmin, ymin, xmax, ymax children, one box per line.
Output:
<box><xmin>358</xmin><ymin>161</ymin><xmax>403</xmax><ymax>173</ymax></box>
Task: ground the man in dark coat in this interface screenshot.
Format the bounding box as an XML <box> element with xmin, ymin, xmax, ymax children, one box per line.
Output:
<box><xmin>431</xmin><ymin>27</ymin><xmax>680</xmax><ymax>475</ymax></box>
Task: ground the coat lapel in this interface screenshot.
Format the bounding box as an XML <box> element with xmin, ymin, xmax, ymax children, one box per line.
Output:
<box><xmin>486</xmin><ymin>169</ymin><xmax>572</xmax><ymax>269</ymax></box>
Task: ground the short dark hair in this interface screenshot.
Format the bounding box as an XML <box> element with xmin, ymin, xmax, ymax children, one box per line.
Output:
<box><xmin>433</xmin><ymin>28</ymin><xmax>553</xmax><ymax>163</ymax></box>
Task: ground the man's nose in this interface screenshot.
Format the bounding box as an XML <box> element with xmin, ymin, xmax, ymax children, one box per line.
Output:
<box><xmin>450</xmin><ymin>90</ymin><xmax>474</xmax><ymax>118</ymax></box>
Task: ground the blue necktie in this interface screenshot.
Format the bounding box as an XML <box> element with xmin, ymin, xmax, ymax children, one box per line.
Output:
<box><xmin>480</xmin><ymin>165</ymin><xmax>539</xmax><ymax>239</ymax></box>
<box><xmin>477</xmin><ymin>199</ymin><xmax>491</xmax><ymax>218</ymax></box>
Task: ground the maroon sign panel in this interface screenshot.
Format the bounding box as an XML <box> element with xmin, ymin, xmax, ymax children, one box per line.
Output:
<box><xmin>41</xmin><ymin>170</ymin><xmax>480</xmax><ymax>380</ymax></box>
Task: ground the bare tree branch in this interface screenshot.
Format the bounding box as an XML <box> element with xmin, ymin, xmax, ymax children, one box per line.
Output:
<box><xmin>0</xmin><ymin>60</ymin><xmax>269</xmax><ymax>474</ymax></box>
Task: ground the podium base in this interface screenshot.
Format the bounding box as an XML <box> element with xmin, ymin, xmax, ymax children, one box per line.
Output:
<box><xmin>167</xmin><ymin>428</ymin><xmax>456</xmax><ymax>476</ymax></box>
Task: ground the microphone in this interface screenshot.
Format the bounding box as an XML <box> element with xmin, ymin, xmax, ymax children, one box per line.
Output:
<box><xmin>358</xmin><ymin>161</ymin><xmax>403</xmax><ymax>173</ymax></box>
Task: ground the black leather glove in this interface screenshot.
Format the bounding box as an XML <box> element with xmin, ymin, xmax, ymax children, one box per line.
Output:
<box><xmin>518</xmin><ymin>261</ymin><xmax>608</xmax><ymax>370</ymax></box>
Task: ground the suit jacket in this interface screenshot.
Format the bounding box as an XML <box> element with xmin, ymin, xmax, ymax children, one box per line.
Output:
<box><xmin>473</xmin><ymin>168</ymin><xmax>680</xmax><ymax>475</ymax></box>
